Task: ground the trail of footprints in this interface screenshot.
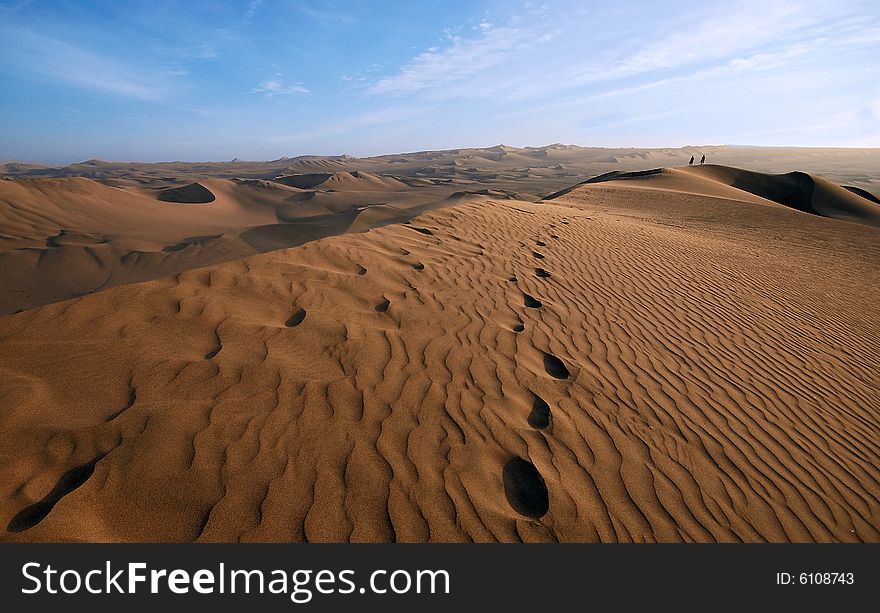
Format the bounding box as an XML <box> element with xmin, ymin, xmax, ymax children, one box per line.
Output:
<box><xmin>274</xmin><ymin>222</ymin><xmax>566</xmax><ymax>524</ymax></box>
<box><xmin>502</xmin><ymin>227</ymin><xmax>568</xmax><ymax>523</ymax></box>
<box><xmin>279</xmin><ymin>222</ymin><xmax>565</xmax><ymax>524</ymax></box>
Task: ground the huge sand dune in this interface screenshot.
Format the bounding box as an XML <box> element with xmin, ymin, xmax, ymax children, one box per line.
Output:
<box><xmin>0</xmin><ymin>146</ymin><xmax>878</xmax><ymax>542</ymax></box>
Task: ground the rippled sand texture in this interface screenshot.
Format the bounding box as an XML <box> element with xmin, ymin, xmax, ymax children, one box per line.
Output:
<box><xmin>0</xmin><ymin>166</ymin><xmax>878</xmax><ymax>542</ymax></box>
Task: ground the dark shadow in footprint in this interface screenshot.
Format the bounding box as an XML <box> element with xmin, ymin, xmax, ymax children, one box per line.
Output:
<box><xmin>375</xmin><ymin>299</ymin><xmax>390</xmax><ymax>313</ymax></box>
<box><xmin>536</xmin><ymin>240</ymin><xmax>546</xmax><ymax>247</ymax></box>
<box><xmin>513</xmin><ymin>322</ymin><xmax>525</xmax><ymax>333</ymax></box>
<box><xmin>503</xmin><ymin>457</ymin><xmax>549</xmax><ymax>519</ymax></box>
<box><xmin>524</xmin><ymin>294</ymin><xmax>542</xmax><ymax>308</ymax></box>
<box><xmin>509</xmin><ymin>276</ymin><xmax>517</xmax><ymax>283</ymax></box>
<box><xmin>411</xmin><ymin>227</ymin><xmax>433</xmax><ymax>236</ymax></box>
<box><xmin>7</xmin><ymin>455</ymin><xmax>106</xmax><ymax>533</ymax></box>
<box><xmin>356</xmin><ymin>265</ymin><xmax>367</xmax><ymax>276</ymax></box>
<box><xmin>532</xmin><ymin>251</ymin><xmax>544</xmax><ymax>259</ymax></box>
<box><xmin>535</xmin><ymin>268</ymin><xmax>551</xmax><ymax>278</ymax></box>
<box><xmin>528</xmin><ymin>394</ymin><xmax>551</xmax><ymax>429</ymax></box>
<box><xmin>543</xmin><ymin>353</ymin><xmax>570</xmax><ymax>379</ymax></box>
<box><xmin>286</xmin><ymin>308</ymin><xmax>307</xmax><ymax>327</ymax></box>
<box><xmin>413</xmin><ymin>262</ymin><xmax>425</xmax><ymax>270</ymax></box>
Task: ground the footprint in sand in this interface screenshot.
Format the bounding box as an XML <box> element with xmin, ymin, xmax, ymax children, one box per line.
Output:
<box><xmin>536</xmin><ymin>240</ymin><xmax>547</xmax><ymax>247</ymax></box>
<box><xmin>413</xmin><ymin>262</ymin><xmax>425</xmax><ymax>270</ymax></box>
<box><xmin>543</xmin><ymin>352</ymin><xmax>570</xmax><ymax>379</ymax></box>
<box><xmin>356</xmin><ymin>265</ymin><xmax>367</xmax><ymax>276</ymax></box>
<box><xmin>524</xmin><ymin>293</ymin><xmax>542</xmax><ymax>308</ymax></box>
<box><xmin>7</xmin><ymin>455</ymin><xmax>106</xmax><ymax>533</ymax></box>
<box><xmin>513</xmin><ymin>322</ymin><xmax>525</xmax><ymax>333</ymax></box>
<box><xmin>535</xmin><ymin>268</ymin><xmax>551</xmax><ymax>278</ymax></box>
<box><xmin>286</xmin><ymin>308</ymin><xmax>307</xmax><ymax>327</ymax></box>
<box><xmin>375</xmin><ymin>299</ymin><xmax>390</xmax><ymax>313</ymax></box>
<box><xmin>502</xmin><ymin>457</ymin><xmax>549</xmax><ymax>519</ymax></box>
<box><xmin>528</xmin><ymin>394</ymin><xmax>551</xmax><ymax>429</ymax></box>
<box><xmin>532</xmin><ymin>251</ymin><xmax>545</xmax><ymax>259</ymax></box>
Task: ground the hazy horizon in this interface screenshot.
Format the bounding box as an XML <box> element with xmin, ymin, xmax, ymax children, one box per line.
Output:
<box><xmin>2</xmin><ymin>0</ymin><xmax>878</xmax><ymax>163</ymax></box>
<box><xmin>7</xmin><ymin>142</ymin><xmax>880</xmax><ymax>168</ymax></box>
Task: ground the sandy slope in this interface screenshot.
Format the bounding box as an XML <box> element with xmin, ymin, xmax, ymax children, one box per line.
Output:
<box><xmin>0</xmin><ymin>175</ymin><xmax>459</xmax><ymax>315</ymax></box>
<box><xmin>0</xmin><ymin>166</ymin><xmax>877</xmax><ymax>542</ymax></box>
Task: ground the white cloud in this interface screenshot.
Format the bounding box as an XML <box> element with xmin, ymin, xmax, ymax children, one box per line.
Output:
<box><xmin>0</xmin><ymin>26</ymin><xmax>170</xmax><ymax>101</ymax></box>
<box><xmin>245</xmin><ymin>0</ymin><xmax>265</xmax><ymax>19</ymax></box>
<box><xmin>298</xmin><ymin>3</ymin><xmax>355</xmax><ymax>24</ymax></box>
<box><xmin>251</xmin><ymin>79</ymin><xmax>310</xmax><ymax>96</ymax></box>
<box><xmin>368</xmin><ymin>21</ymin><xmax>554</xmax><ymax>96</ymax></box>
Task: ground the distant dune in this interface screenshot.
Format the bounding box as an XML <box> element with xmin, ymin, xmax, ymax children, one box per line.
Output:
<box><xmin>555</xmin><ymin>165</ymin><xmax>880</xmax><ymax>228</ymax></box>
<box><xmin>0</xmin><ymin>149</ymin><xmax>877</xmax><ymax>542</ymax></box>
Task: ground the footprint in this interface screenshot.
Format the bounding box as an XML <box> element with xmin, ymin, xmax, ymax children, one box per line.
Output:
<box><xmin>413</xmin><ymin>262</ymin><xmax>425</xmax><ymax>270</ymax></box>
<box><xmin>513</xmin><ymin>322</ymin><xmax>525</xmax><ymax>333</ymax></box>
<box><xmin>535</xmin><ymin>268</ymin><xmax>551</xmax><ymax>278</ymax></box>
<box><xmin>375</xmin><ymin>299</ymin><xmax>390</xmax><ymax>313</ymax></box>
<box><xmin>7</xmin><ymin>455</ymin><xmax>106</xmax><ymax>533</ymax></box>
<box><xmin>286</xmin><ymin>308</ymin><xmax>307</xmax><ymax>327</ymax></box>
<box><xmin>532</xmin><ymin>251</ymin><xmax>544</xmax><ymax>259</ymax></box>
<box><xmin>509</xmin><ymin>276</ymin><xmax>518</xmax><ymax>283</ymax></box>
<box><xmin>524</xmin><ymin>293</ymin><xmax>542</xmax><ymax>308</ymax></box>
<box><xmin>543</xmin><ymin>352</ymin><xmax>570</xmax><ymax>379</ymax></box>
<box><xmin>528</xmin><ymin>394</ymin><xmax>551</xmax><ymax>429</ymax></box>
<box><xmin>356</xmin><ymin>265</ymin><xmax>367</xmax><ymax>276</ymax></box>
<box><xmin>536</xmin><ymin>240</ymin><xmax>547</xmax><ymax>247</ymax></box>
<box><xmin>550</xmin><ymin>234</ymin><xmax>559</xmax><ymax>239</ymax></box>
<box><xmin>502</xmin><ymin>457</ymin><xmax>549</xmax><ymax>519</ymax></box>
<box><xmin>411</xmin><ymin>227</ymin><xmax>433</xmax><ymax>236</ymax></box>
<box><xmin>205</xmin><ymin>329</ymin><xmax>222</xmax><ymax>358</ymax></box>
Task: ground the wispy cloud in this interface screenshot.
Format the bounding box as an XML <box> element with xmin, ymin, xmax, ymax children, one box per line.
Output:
<box><xmin>368</xmin><ymin>0</ymin><xmax>865</xmax><ymax>104</ymax></box>
<box><xmin>368</xmin><ymin>21</ymin><xmax>552</xmax><ymax>96</ymax></box>
<box><xmin>0</xmin><ymin>26</ymin><xmax>171</xmax><ymax>101</ymax></box>
<box><xmin>245</xmin><ymin>0</ymin><xmax>265</xmax><ymax>19</ymax></box>
<box><xmin>298</xmin><ymin>2</ymin><xmax>354</xmax><ymax>25</ymax></box>
<box><xmin>369</xmin><ymin>19</ymin><xmax>554</xmax><ymax>96</ymax></box>
<box><xmin>251</xmin><ymin>79</ymin><xmax>310</xmax><ymax>97</ymax></box>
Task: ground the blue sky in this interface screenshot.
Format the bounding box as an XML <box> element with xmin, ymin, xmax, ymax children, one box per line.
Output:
<box><xmin>1</xmin><ymin>0</ymin><xmax>878</xmax><ymax>163</ymax></box>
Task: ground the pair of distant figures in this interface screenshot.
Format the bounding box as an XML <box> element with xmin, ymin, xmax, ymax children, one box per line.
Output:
<box><xmin>689</xmin><ymin>155</ymin><xmax>706</xmax><ymax>165</ymax></box>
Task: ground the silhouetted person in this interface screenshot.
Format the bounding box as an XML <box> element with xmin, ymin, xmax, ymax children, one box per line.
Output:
<box><xmin>700</xmin><ymin>154</ymin><xmax>705</xmax><ymax>165</ymax></box>
<box><xmin>688</xmin><ymin>156</ymin><xmax>694</xmax><ymax>165</ymax></box>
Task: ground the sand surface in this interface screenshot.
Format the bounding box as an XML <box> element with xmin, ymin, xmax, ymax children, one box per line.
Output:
<box><xmin>0</xmin><ymin>146</ymin><xmax>878</xmax><ymax>542</ymax></box>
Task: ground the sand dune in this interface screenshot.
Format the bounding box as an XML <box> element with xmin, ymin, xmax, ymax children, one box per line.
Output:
<box><xmin>0</xmin><ymin>172</ymin><xmax>462</xmax><ymax>315</ymax></box>
<box><xmin>0</xmin><ymin>163</ymin><xmax>877</xmax><ymax>542</ymax></box>
<box><xmin>554</xmin><ymin>165</ymin><xmax>880</xmax><ymax>228</ymax></box>
<box><xmin>680</xmin><ymin>165</ymin><xmax>880</xmax><ymax>227</ymax></box>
